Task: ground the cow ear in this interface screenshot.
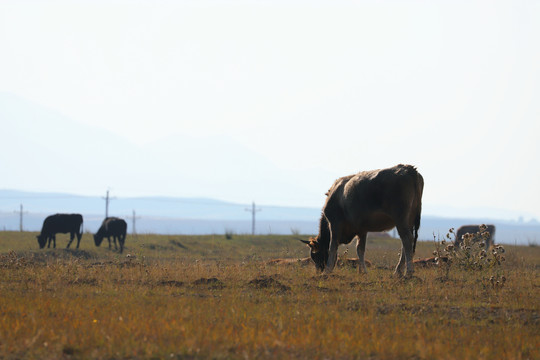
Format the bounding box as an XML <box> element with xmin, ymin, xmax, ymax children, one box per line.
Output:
<box><xmin>308</xmin><ymin>238</ymin><xmax>320</xmax><ymax>253</ymax></box>
<box><xmin>300</xmin><ymin>237</ymin><xmax>320</xmax><ymax>252</ymax></box>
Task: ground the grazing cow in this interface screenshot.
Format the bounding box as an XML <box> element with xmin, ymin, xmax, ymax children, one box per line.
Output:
<box><xmin>93</xmin><ymin>217</ymin><xmax>127</xmax><ymax>253</ymax></box>
<box><xmin>36</xmin><ymin>213</ymin><xmax>83</xmax><ymax>249</ymax></box>
<box><xmin>455</xmin><ymin>224</ymin><xmax>495</xmax><ymax>250</ymax></box>
<box><xmin>301</xmin><ymin>164</ymin><xmax>424</xmax><ymax>277</ymax></box>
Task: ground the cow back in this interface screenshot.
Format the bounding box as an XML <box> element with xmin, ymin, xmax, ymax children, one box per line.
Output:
<box><xmin>41</xmin><ymin>213</ymin><xmax>83</xmax><ymax>235</ymax></box>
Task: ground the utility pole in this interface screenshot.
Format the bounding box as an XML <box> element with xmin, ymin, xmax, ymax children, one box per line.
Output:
<box><xmin>245</xmin><ymin>202</ymin><xmax>261</xmax><ymax>235</ymax></box>
<box><xmin>14</xmin><ymin>204</ymin><xmax>28</xmax><ymax>232</ymax></box>
<box><xmin>102</xmin><ymin>190</ymin><xmax>116</xmax><ymax>218</ymax></box>
<box><xmin>129</xmin><ymin>209</ymin><xmax>141</xmax><ymax>236</ymax></box>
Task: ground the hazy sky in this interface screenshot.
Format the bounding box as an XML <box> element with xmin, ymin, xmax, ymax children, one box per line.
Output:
<box><xmin>1</xmin><ymin>1</ymin><xmax>539</xmax><ymax>220</ymax></box>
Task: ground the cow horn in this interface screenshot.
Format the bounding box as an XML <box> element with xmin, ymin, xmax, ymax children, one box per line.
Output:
<box><xmin>299</xmin><ymin>239</ymin><xmax>311</xmax><ymax>245</ymax></box>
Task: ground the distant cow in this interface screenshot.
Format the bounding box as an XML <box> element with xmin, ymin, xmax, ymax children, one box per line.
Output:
<box><xmin>301</xmin><ymin>164</ymin><xmax>424</xmax><ymax>277</ymax></box>
<box><xmin>36</xmin><ymin>213</ymin><xmax>83</xmax><ymax>249</ymax></box>
<box><xmin>94</xmin><ymin>217</ymin><xmax>127</xmax><ymax>253</ymax></box>
<box><xmin>455</xmin><ymin>224</ymin><xmax>495</xmax><ymax>250</ymax></box>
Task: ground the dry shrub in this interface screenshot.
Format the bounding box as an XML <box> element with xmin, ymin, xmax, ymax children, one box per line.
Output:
<box><xmin>433</xmin><ymin>225</ymin><xmax>507</xmax><ymax>280</ymax></box>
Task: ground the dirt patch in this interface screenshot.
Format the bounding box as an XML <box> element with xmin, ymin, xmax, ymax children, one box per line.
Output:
<box><xmin>169</xmin><ymin>239</ymin><xmax>187</xmax><ymax>249</ymax></box>
<box><xmin>311</xmin><ymin>273</ymin><xmax>346</xmax><ymax>281</ymax></box>
<box><xmin>336</xmin><ymin>258</ymin><xmax>373</xmax><ymax>268</ymax></box>
<box><xmin>376</xmin><ymin>304</ymin><xmax>437</xmax><ymax>316</ymax></box>
<box><xmin>141</xmin><ymin>243</ymin><xmax>170</xmax><ymax>251</ymax></box>
<box><xmin>302</xmin><ymin>283</ymin><xmax>338</xmax><ymax>293</ymax></box>
<box><xmin>413</xmin><ymin>256</ymin><xmax>448</xmax><ymax>268</ymax></box>
<box><xmin>266</xmin><ymin>257</ymin><xmax>372</xmax><ymax>269</ymax></box>
<box><xmin>158</xmin><ymin>280</ymin><xmax>185</xmax><ymax>287</ymax></box>
<box><xmin>1</xmin><ymin>249</ymin><xmax>98</xmax><ymax>265</ymax></box>
<box><xmin>470</xmin><ymin>307</ymin><xmax>539</xmax><ymax>325</ymax></box>
<box><xmin>266</xmin><ymin>257</ymin><xmax>312</xmax><ymax>266</ymax></box>
<box><xmin>248</xmin><ymin>276</ymin><xmax>291</xmax><ymax>292</ymax></box>
<box><xmin>192</xmin><ymin>277</ymin><xmax>224</xmax><ymax>289</ymax></box>
<box><xmin>348</xmin><ymin>281</ymin><xmax>377</xmax><ymax>288</ymax></box>
<box><xmin>67</xmin><ymin>278</ymin><xmax>99</xmax><ymax>286</ymax></box>
<box><xmin>62</xmin><ymin>345</ymin><xmax>81</xmax><ymax>356</ymax></box>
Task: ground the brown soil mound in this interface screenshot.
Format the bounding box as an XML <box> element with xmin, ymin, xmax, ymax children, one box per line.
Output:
<box><xmin>192</xmin><ymin>277</ymin><xmax>224</xmax><ymax>289</ymax></box>
<box><xmin>248</xmin><ymin>276</ymin><xmax>291</xmax><ymax>292</ymax></box>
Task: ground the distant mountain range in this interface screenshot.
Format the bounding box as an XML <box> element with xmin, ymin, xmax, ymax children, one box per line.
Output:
<box><xmin>0</xmin><ymin>189</ymin><xmax>539</xmax><ymax>245</ymax></box>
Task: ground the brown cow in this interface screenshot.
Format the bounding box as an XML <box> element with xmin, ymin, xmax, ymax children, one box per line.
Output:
<box><xmin>302</xmin><ymin>164</ymin><xmax>423</xmax><ymax>277</ymax></box>
<box><xmin>455</xmin><ymin>224</ymin><xmax>495</xmax><ymax>250</ymax></box>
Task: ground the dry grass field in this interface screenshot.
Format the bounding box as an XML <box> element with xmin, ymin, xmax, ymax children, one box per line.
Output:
<box><xmin>0</xmin><ymin>231</ymin><xmax>538</xmax><ymax>359</ymax></box>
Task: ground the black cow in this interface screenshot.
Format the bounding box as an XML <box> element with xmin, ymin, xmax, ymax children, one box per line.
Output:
<box><xmin>302</xmin><ymin>164</ymin><xmax>424</xmax><ymax>277</ymax></box>
<box><xmin>37</xmin><ymin>213</ymin><xmax>83</xmax><ymax>249</ymax></box>
<box><xmin>93</xmin><ymin>217</ymin><xmax>127</xmax><ymax>253</ymax></box>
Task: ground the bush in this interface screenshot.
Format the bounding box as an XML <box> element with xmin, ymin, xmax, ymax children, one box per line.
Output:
<box><xmin>433</xmin><ymin>225</ymin><xmax>506</xmax><ymax>278</ymax></box>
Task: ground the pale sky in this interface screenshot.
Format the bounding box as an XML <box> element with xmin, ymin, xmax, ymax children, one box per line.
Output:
<box><xmin>1</xmin><ymin>0</ymin><xmax>539</xmax><ymax>220</ymax></box>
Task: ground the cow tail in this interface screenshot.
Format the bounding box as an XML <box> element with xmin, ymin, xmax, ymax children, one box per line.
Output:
<box><xmin>413</xmin><ymin>211</ymin><xmax>421</xmax><ymax>253</ymax></box>
<box><xmin>413</xmin><ymin>171</ymin><xmax>424</xmax><ymax>253</ymax></box>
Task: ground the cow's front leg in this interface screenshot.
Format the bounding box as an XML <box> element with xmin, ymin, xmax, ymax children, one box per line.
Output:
<box><xmin>113</xmin><ymin>237</ymin><xmax>118</xmax><ymax>250</ymax></box>
<box><xmin>107</xmin><ymin>237</ymin><xmax>112</xmax><ymax>249</ymax></box>
<box><xmin>325</xmin><ymin>225</ymin><xmax>341</xmax><ymax>273</ymax></box>
<box><xmin>52</xmin><ymin>235</ymin><xmax>57</xmax><ymax>248</ymax></box>
<box><xmin>325</xmin><ymin>240</ymin><xmax>339</xmax><ymax>273</ymax></box>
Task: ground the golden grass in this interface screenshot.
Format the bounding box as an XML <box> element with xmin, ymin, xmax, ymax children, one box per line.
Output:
<box><xmin>0</xmin><ymin>231</ymin><xmax>538</xmax><ymax>359</ymax></box>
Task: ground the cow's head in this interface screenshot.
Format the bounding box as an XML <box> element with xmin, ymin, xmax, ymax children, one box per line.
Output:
<box><xmin>93</xmin><ymin>234</ymin><xmax>103</xmax><ymax>247</ymax></box>
<box><xmin>301</xmin><ymin>237</ymin><xmax>328</xmax><ymax>272</ymax></box>
<box><xmin>36</xmin><ymin>235</ymin><xmax>46</xmax><ymax>249</ymax></box>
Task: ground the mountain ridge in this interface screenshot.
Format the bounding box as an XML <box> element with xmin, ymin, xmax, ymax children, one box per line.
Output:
<box><xmin>1</xmin><ymin>189</ymin><xmax>539</xmax><ymax>245</ymax></box>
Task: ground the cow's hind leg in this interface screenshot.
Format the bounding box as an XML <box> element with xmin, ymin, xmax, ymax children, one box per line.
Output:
<box><xmin>395</xmin><ymin>245</ymin><xmax>406</xmax><ymax>276</ymax></box>
<box><xmin>356</xmin><ymin>233</ymin><xmax>368</xmax><ymax>274</ymax></box>
<box><xmin>395</xmin><ymin>225</ymin><xmax>415</xmax><ymax>277</ymax></box>
<box><xmin>67</xmin><ymin>232</ymin><xmax>74</xmax><ymax>248</ymax></box>
<box><xmin>76</xmin><ymin>232</ymin><xmax>82</xmax><ymax>249</ymax></box>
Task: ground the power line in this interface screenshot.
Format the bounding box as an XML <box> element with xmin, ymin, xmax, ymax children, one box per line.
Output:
<box><xmin>245</xmin><ymin>202</ymin><xmax>261</xmax><ymax>235</ymax></box>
